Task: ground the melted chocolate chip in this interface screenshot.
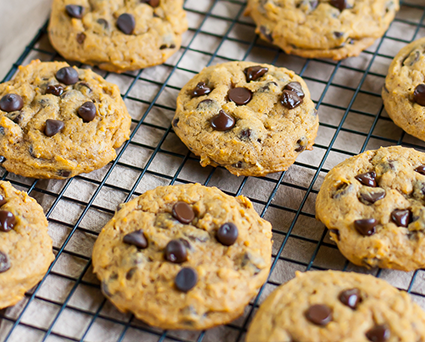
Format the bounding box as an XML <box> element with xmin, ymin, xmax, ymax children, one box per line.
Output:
<box><xmin>77</xmin><ymin>32</ymin><xmax>86</xmax><ymax>44</ymax></box>
<box><xmin>142</xmin><ymin>0</ymin><xmax>160</xmax><ymax>7</ymax></box>
<box><xmin>97</xmin><ymin>18</ymin><xmax>109</xmax><ymax>29</ymax></box>
<box><xmin>65</xmin><ymin>5</ymin><xmax>84</xmax><ymax>19</ymax></box>
<box><xmin>0</xmin><ymin>210</ymin><xmax>16</xmax><ymax>232</ymax></box>
<box><xmin>44</xmin><ymin>119</ymin><xmax>65</xmax><ymax>137</ymax></box>
<box><xmin>355</xmin><ymin>172</ymin><xmax>377</xmax><ymax>187</ymax></box>
<box><xmin>295</xmin><ymin>138</ymin><xmax>306</xmax><ymax>152</ymax></box>
<box><xmin>197</xmin><ymin>99</ymin><xmax>214</xmax><ymax>108</ymax></box>
<box><xmin>403</xmin><ymin>50</ymin><xmax>420</xmax><ymax>67</ymax></box>
<box><xmin>117</xmin><ymin>13</ymin><xmax>136</xmax><ymax>35</ymax></box>
<box><xmin>172</xmin><ymin>118</ymin><xmax>179</xmax><ymax>127</ymax></box>
<box><xmin>78</xmin><ymin>102</ymin><xmax>96</xmax><ymax>122</ymax></box>
<box><xmin>210</xmin><ymin>110</ymin><xmax>235</xmax><ymax>131</ymax></box>
<box><xmin>339</xmin><ymin>288</ymin><xmax>360</xmax><ymax>309</ymax></box>
<box><xmin>391</xmin><ymin>209</ymin><xmax>411</xmax><ymax>227</ymax></box>
<box><xmin>244</xmin><ymin>66</ymin><xmax>268</xmax><ymax>82</ymax></box>
<box><xmin>46</xmin><ymin>84</ymin><xmax>64</xmax><ymax>96</ymax></box>
<box><xmin>0</xmin><ymin>252</ymin><xmax>10</xmax><ymax>273</ymax></box>
<box><xmin>305</xmin><ymin>304</ymin><xmax>332</xmax><ymax>326</ymax></box>
<box><xmin>359</xmin><ymin>189</ymin><xmax>386</xmax><ymax>205</ymax></box>
<box><xmin>260</xmin><ymin>26</ymin><xmax>273</xmax><ymax>42</ymax></box>
<box><xmin>0</xmin><ymin>195</ymin><xmax>6</xmax><ymax>207</ymax></box>
<box><xmin>413</xmin><ymin>84</ymin><xmax>425</xmax><ymax>106</ymax></box>
<box><xmin>281</xmin><ymin>90</ymin><xmax>303</xmax><ymax>109</ymax></box>
<box><xmin>354</xmin><ymin>218</ymin><xmax>377</xmax><ymax>236</ymax></box>
<box><xmin>192</xmin><ymin>82</ymin><xmax>212</xmax><ymax>97</ymax></box>
<box><xmin>329</xmin><ymin>229</ymin><xmax>340</xmax><ymax>241</ymax></box>
<box><xmin>0</xmin><ymin>94</ymin><xmax>23</xmax><ymax>112</ymax></box>
<box><xmin>123</xmin><ymin>230</ymin><xmax>148</xmax><ymax>249</ymax></box>
<box><xmin>126</xmin><ymin>267</ymin><xmax>137</xmax><ymax>280</ymax></box>
<box><xmin>216</xmin><ymin>222</ymin><xmax>238</xmax><ymax>246</ymax></box>
<box><xmin>172</xmin><ymin>202</ymin><xmax>194</xmax><ymax>224</ymax></box>
<box><xmin>165</xmin><ymin>239</ymin><xmax>188</xmax><ymax>263</ymax></box>
<box><xmin>56</xmin><ymin>67</ymin><xmax>79</xmax><ymax>85</ymax></box>
<box><xmin>415</xmin><ymin>165</ymin><xmax>425</xmax><ymax>175</ymax></box>
<box><xmin>330</xmin><ymin>0</ymin><xmax>348</xmax><ymax>11</ymax></box>
<box><xmin>285</xmin><ymin>82</ymin><xmax>305</xmax><ymax>98</ymax></box>
<box><xmin>366</xmin><ymin>325</ymin><xmax>390</xmax><ymax>342</ymax></box>
<box><xmin>175</xmin><ymin>267</ymin><xmax>197</xmax><ymax>292</ymax></box>
<box><xmin>228</xmin><ymin>87</ymin><xmax>252</xmax><ymax>105</ymax></box>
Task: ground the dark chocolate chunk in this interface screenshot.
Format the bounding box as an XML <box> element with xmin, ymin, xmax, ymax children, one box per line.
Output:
<box><xmin>0</xmin><ymin>252</ymin><xmax>10</xmax><ymax>273</ymax></box>
<box><xmin>57</xmin><ymin>170</ymin><xmax>71</xmax><ymax>178</ymax></box>
<box><xmin>65</xmin><ymin>5</ymin><xmax>84</xmax><ymax>19</ymax></box>
<box><xmin>78</xmin><ymin>101</ymin><xmax>96</xmax><ymax>122</ymax></box>
<box><xmin>244</xmin><ymin>66</ymin><xmax>268</xmax><ymax>82</ymax></box>
<box><xmin>359</xmin><ymin>189</ymin><xmax>386</xmax><ymax>205</ymax></box>
<box><xmin>192</xmin><ymin>82</ymin><xmax>212</xmax><ymax>97</ymax></box>
<box><xmin>97</xmin><ymin>18</ymin><xmax>109</xmax><ymax>29</ymax></box>
<box><xmin>391</xmin><ymin>209</ymin><xmax>411</xmax><ymax>227</ymax></box>
<box><xmin>0</xmin><ymin>94</ymin><xmax>23</xmax><ymax>112</ymax></box>
<box><xmin>305</xmin><ymin>304</ymin><xmax>332</xmax><ymax>326</ymax></box>
<box><xmin>210</xmin><ymin>110</ymin><xmax>235</xmax><ymax>131</ymax></box>
<box><xmin>228</xmin><ymin>87</ymin><xmax>252</xmax><ymax>105</ymax></box>
<box><xmin>260</xmin><ymin>26</ymin><xmax>273</xmax><ymax>42</ymax></box>
<box><xmin>366</xmin><ymin>325</ymin><xmax>390</xmax><ymax>342</ymax></box>
<box><xmin>165</xmin><ymin>239</ymin><xmax>188</xmax><ymax>263</ymax></box>
<box><xmin>126</xmin><ymin>267</ymin><xmax>137</xmax><ymax>280</ymax></box>
<box><xmin>141</xmin><ymin>0</ymin><xmax>160</xmax><ymax>7</ymax></box>
<box><xmin>413</xmin><ymin>84</ymin><xmax>425</xmax><ymax>106</ymax></box>
<box><xmin>0</xmin><ymin>210</ymin><xmax>16</xmax><ymax>232</ymax></box>
<box><xmin>197</xmin><ymin>99</ymin><xmax>214</xmax><ymax>108</ymax></box>
<box><xmin>295</xmin><ymin>138</ymin><xmax>306</xmax><ymax>152</ymax></box>
<box><xmin>123</xmin><ymin>230</ymin><xmax>148</xmax><ymax>249</ymax></box>
<box><xmin>216</xmin><ymin>222</ymin><xmax>238</xmax><ymax>246</ymax></box>
<box><xmin>175</xmin><ymin>267</ymin><xmax>197</xmax><ymax>292</ymax></box>
<box><xmin>354</xmin><ymin>218</ymin><xmax>377</xmax><ymax>236</ymax></box>
<box><xmin>172</xmin><ymin>202</ymin><xmax>194</xmax><ymax>224</ymax></box>
<box><xmin>117</xmin><ymin>13</ymin><xmax>136</xmax><ymax>35</ymax></box>
<box><xmin>339</xmin><ymin>288</ymin><xmax>360</xmax><ymax>309</ymax></box>
<box><xmin>415</xmin><ymin>165</ymin><xmax>425</xmax><ymax>175</ymax></box>
<box><xmin>46</xmin><ymin>84</ymin><xmax>64</xmax><ymax>96</ymax></box>
<box><xmin>44</xmin><ymin>119</ymin><xmax>65</xmax><ymax>137</ymax></box>
<box><xmin>56</xmin><ymin>67</ymin><xmax>79</xmax><ymax>85</ymax></box>
<box><xmin>330</xmin><ymin>0</ymin><xmax>348</xmax><ymax>11</ymax></box>
<box><xmin>0</xmin><ymin>195</ymin><xmax>6</xmax><ymax>207</ymax></box>
<box><xmin>77</xmin><ymin>32</ymin><xmax>86</xmax><ymax>44</ymax></box>
<box><xmin>281</xmin><ymin>90</ymin><xmax>303</xmax><ymax>109</ymax></box>
<box><xmin>285</xmin><ymin>82</ymin><xmax>305</xmax><ymax>98</ymax></box>
<box><xmin>355</xmin><ymin>171</ymin><xmax>377</xmax><ymax>187</ymax></box>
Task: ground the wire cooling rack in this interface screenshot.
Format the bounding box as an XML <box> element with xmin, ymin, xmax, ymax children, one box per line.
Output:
<box><xmin>1</xmin><ymin>0</ymin><xmax>425</xmax><ymax>341</ymax></box>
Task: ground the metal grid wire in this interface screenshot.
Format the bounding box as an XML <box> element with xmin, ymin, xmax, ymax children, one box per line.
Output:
<box><xmin>1</xmin><ymin>0</ymin><xmax>425</xmax><ymax>341</ymax></box>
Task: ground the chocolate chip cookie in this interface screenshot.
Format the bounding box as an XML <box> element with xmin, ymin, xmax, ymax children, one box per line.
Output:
<box><xmin>48</xmin><ymin>0</ymin><xmax>188</xmax><ymax>73</ymax></box>
<box><xmin>92</xmin><ymin>183</ymin><xmax>272</xmax><ymax>330</ymax></box>
<box><xmin>0</xmin><ymin>60</ymin><xmax>131</xmax><ymax>179</ymax></box>
<box><xmin>316</xmin><ymin>146</ymin><xmax>425</xmax><ymax>271</ymax></box>
<box><xmin>0</xmin><ymin>181</ymin><xmax>54</xmax><ymax>309</ymax></box>
<box><xmin>245</xmin><ymin>0</ymin><xmax>399</xmax><ymax>60</ymax></box>
<box><xmin>246</xmin><ymin>270</ymin><xmax>425</xmax><ymax>342</ymax></box>
<box><xmin>173</xmin><ymin>61</ymin><xmax>318</xmax><ymax>177</ymax></box>
<box><xmin>382</xmin><ymin>37</ymin><xmax>425</xmax><ymax>142</ymax></box>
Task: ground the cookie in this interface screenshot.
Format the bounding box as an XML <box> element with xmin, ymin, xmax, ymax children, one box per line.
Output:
<box><xmin>0</xmin><ymin>181</ymin><xmax>54</xmax><ymax>309</ymax></box>
<box><xmin>48</xmin><ymin>0</ymin><xmax>188</xmax><ymax>73</ymax></box>
<box><xmin>315</xmin><ymin>145</ymin><xmax>425</xmax><ymax>271</ymax></box>
<box><xmin>92</xmin><ymin>183</ymin><xmax>272</xmax><ymax>330</ymax></box>
<box><xmin>0</xmin><ymin>60</ymin><xmax>131</xmax><ymax>179</ymax></box>
<box><xmin>383</xmin><ymin>37</ymin><xmax>425</xmax><ymax>142</ymax></box>
<box><xmin>246</xmin><ymin>270</ymin><xmax>425</xmax><ymax>342</ymax></box>
<box><xmin>245</xmin><ymin>0</ymin><xmax>399</xmax><ymax>60</ymax></box>
<box><xmin>173</xmin><ymin>61</ymin><xmax>318</xmax><ymax>177</ymax></box>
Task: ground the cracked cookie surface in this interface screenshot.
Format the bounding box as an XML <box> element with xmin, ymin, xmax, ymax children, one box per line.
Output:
<box><xmin>92</xmin><ymin>183</ymin><xmax>272</xmax><ymax>330</ymax></box>
<box><xmin>0</xmin><ymin>181</ymin><xmax>54</xmax><ymax>309</ymax></box>
<box><xmin>245</xmin><ymin>0</ymin><xmax>399</xmax><ymax>60</ymax></box>
<box><xmin>0</xmin><ymin>60</ymin><xmax>131</xmax><ymax>179</ymax></box>
<box><xmin>316</xmin><ymin>146</ymin><xmax>425</xmax><ymax>271</ymax></box>
<box><xmin>173</xmin><ymin>61</ymin><xmax>318</xmax><ymax>177</ymax></box>
<box><xmin>246</xmin><ymin>270</ymin><xmax>425</xmax><ymax>342</ymax></box>
<box><xmin>48</xmin><ymin>0</ymin><xmax>188</xmax><ymax>72</ymax></box>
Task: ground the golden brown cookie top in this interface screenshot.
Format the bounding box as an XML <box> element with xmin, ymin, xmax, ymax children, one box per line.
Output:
<box><xmin>247</xmin><ymin>270</ymin><xmax>425</xmax><ymax>342</ymax></box>
<box><xmin>92</xmin><ymin>183</ymin><xmax>272</xmax><ymax>330</ymax></box>
<box><xmin>0</xmin><ymin>60</ymin><xmax>131</xmax><ymax>179</ymax></box>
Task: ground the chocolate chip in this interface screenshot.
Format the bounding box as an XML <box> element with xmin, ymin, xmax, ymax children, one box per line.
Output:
<box><xmin>44</xmin><ymin>119</ymin><xmax>65</xmax><ymax>137</ymax></box>
<box><xmin>192</xmin><ymin>82</ymin><xmax>212</xmax><ymax>97</ymax></box>
<box><xmin>228</xmin><ymin>87</ymin><xmax>252</xmax><ymax>105</ymax></box>
<box><xmin>172</xmin><ymin>118</ymin><xmax>179</xmax><ymax>127</ymax></box>
<box><xmin>46</xmin><ymin>84</ymin><xmax>64</xmax><ymax>96</ymax></box>
<box><xmin>210</xmin><ymin>110</ymin><xmax>235</xmax><ymax>131</ymax></box>
<box><xmin>172</xmin><ymin>202</ymin><xmax>194</xmax><ymax>224</ymax></box>
<box><xmin>65</xmin><ymin>5</ymin><xmax>84</xmax><ymax>19</ymax></box>
<box><xmin>117</xmin><ymin>13</ymin><xmax>136</xmax><ymax>35</ymax></box>
<box><xmin>330</xmin><ymin>0</ymin><xmax>348</xmax><ymax>11</ymax></box>
<box><xmin>216</xmin><ymin>222</ymin><xmax>238</xmax><ymax>246</ymax></box>
<box><xmin>77</xmin><ymin>32</ymin><xmax>86</xmax><ymax>44</ymax></box>
<box><xmin>78</xmin><ymin>102</ymin><xmax>96</xmax><ymax>122</ymax></box>
<box><xmin>240</xmin><ymin>129</ymin><xmax>251</xmax><ymax>139</ymax></box>
<box><xmin>260</xmin><ymin>26</ymin><xmax>273</xmax><ymax>42</ymax></box>
<box><xmin>56</xmin><ymin>67</ymin><xmax>79</xmax><ymax>85</ymax></box>
<box><xmin>285</xmin><ymin>82</ymin><xmax>305</xmax><ymax>98</ymax></box>
<box><xmin>141</xmin><ymin>0</ymin><xmax>160</xmax><ymax>7</ymax></box>
<box><xmin>97</xmin><ymin>18</ymin><xmax>109</xmax><ymax>29</ymax></box>
<box><xmin>329</xmin><ymin>229</ymin><xmax>340</xmax><ymax>241</ymax></box>
<box><xmin>0</xmin><ymin>94</ymin><xmax>23</xmax><ymax>112</ymax></box>
<box><xmin>0</xmin><ymin>210</ymin><xmax>16</xmax><ymax>232</ymax></box>
<box><xmin>305</xmin><ymin>304</ymin><xmax>332</xmax><ymax>326</ymax></box>
<box><xmin>366</xmin><ymin>325</ymin><xmax>390</xmax><ymax>342</ymax></box>
<box><xmin>0</xmin><ymin>252</ymin><xmax>10</xmax><ymax>273</ymax></box>
<box><xmin>359</xmin><ymin>189</ymin><xmax>386</xmax><ymax>205</ymax></box>
<box><xmin>175</xmin><ymin>267</ymin><xmax>197</xmax><ymax>292</ymax></box>
<box><xmin>281</xmin><ymin>90</ymin><xmax>303</xmax><ymax>109</ymax></box>
<box><xmin>354</xmin><ymin>218</ymin><xmax>377</xmax><ymax>236</ymax></box>
<box><xmin>413</xmin><ymin>84</ymin><xmax>425</xmax><ymax>106</ymax></box>
<box><xmin>0</xmin><ymin>195</ymin><xmax>6</xmax><ymax>207</ymax></box>
<box><xmin>57</xmin><ymin>170</ymin><xmax>71</xmax><ymax>178</ymax></box>
<box><xmin>355</xmin><ymin>171</ymin><xmax>377</xmax><ymax>187</ymax></box>
<box><xmin>126</xmin><ymin>267</ymin><xmax>137</xmax><ymax>280</ymax></box>
<box><xmin>402</xmin><ymin>50</ymin><xmax>420</xmax><ymax>66</ymax></box>
<box><xmin>244</xmin><ymin>66</ymin><xmax>268</xmax><ymax>82</ymax></box>
<box><xmin>339</xmin><ymin>288</ymin><xmax>360</xmax><ymax>309</ymax></box>
<box><xmin>415</xmin><ymin>165</ymin><xmax>425</xmax><ymax>175</ymax></box>
<box><xmin>391</xmin><ymin>209</ymin><xmax>411</xmax><ymax>227</ymax></box>
<box><xmin>159</xmin><ymin>44</ymin><xmax>167</xmax><ymax>50</ymax></box>
<box><xmin>334</xmin><ymin>31</ymin><xmax>344</xmax><ymax>38</ymax></box>
<box><xmin>233</xmin><ymin>161</ymin><xmax>243</xmax><ymax>168</ymax></box>
<box><xmin>123</xmin><ymin>230</ymin><xmax>148</xmax><ymax>249</ymax></box>
<box><xmin>295</xmin><ymin>138</ymin><xmax>306</xmax><ymax>152</ymax></box>
<box><xmin>165</xmin><ymin>239</ymin><xmax>188</xmax><ymax>263</ymax></box>
<box><xmin>259</xmin><ymin>81</ymin><xmax>278</xmax><ymax>92</ymax></box>
<box><xmin>197</xmin><ymin>99</ymin><xmax>214</xmax><ymax>108</ymax></box>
